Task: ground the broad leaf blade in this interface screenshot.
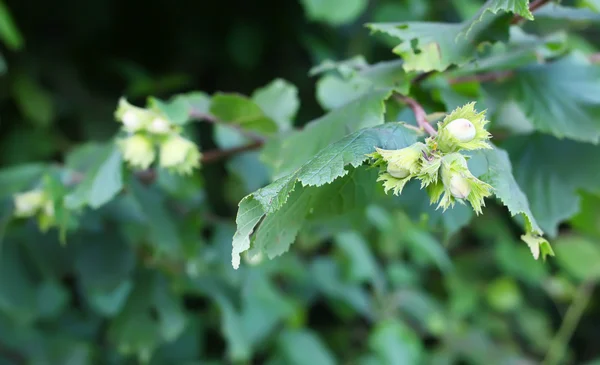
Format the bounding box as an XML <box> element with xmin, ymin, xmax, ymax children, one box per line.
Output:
<box><xmin>232</xmin><ymin>123</ymin><xmax>419</xmax><ymax>268</ymax></box>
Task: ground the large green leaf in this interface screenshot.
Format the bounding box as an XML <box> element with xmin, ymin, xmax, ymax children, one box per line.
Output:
<box><xmin>129</xmin><ymin>180</ymin><xmax>183</xmax><ymax>257</ymax></box>
<box><xmin>74</xmin><ymin>233</ymin><xmax>136</xmax><ymax>316</ymax></box>
<box><xmin>240</xmin><ymin>270</ymin><xmax>296</xmax><ymax>346</ymax></box>
<box><xmin>64</xmin><ymin>144</ymin><xmax>123</xmax><ymax>210</ymax></box>
<box><xmin>473</xmin><ymin>148</ymin><xmax>542</xmax><ymax>235</ymax></box>
<box><xmin>367</xmin><ymin>0</ymin><xmax>520</xmax><ymax>72</ymax></box>
<box><xmin>232</xmin><ymin>122</ymin><xmax>420</xmax><ymax>268</ymax></box>
<box><xmin>263</xmin><ymin>90</ymin><xmax>392</xmax><ymax>178</ymax></box>
<box><xmin>251</xmin><ymin>78</ymin><xmax>299</xmax><ymax>131</ymax></box>
<box><xmin>504</xmin><ymin>134</ymin><xmax>600</xmax><ymax>236</ymax></box>
<box><xmin>470</xmin><ymin>147</ymin><xmax>555</xmax><ymax>258</ymax></box>
<box><xmin>108</xmin><ymin>272</ymin><xmax>186</xmax><ymax>363</ymax></box>
<box><xmin>314</xmin><ymin>59</ymin><xmax>411</xmax><ymax>111</ymax></box>
<box><xmin>486</xmin><ymin>54</ymin><xmax>600</xmax><ymax>142</ymax></box>
<box><xmin>0</xmin><ymin>240</ymin><xmax>38</xmax><ymax>324</ymax></box>
<box><xmin>209</xmin><ymin>93</ymin><xmax>278</xmax><ymax>135</ymax></box>
<box><xmin>0</xmin><ymin>163</ymin><xmax>46</xmax><ymax>200</ymax></box>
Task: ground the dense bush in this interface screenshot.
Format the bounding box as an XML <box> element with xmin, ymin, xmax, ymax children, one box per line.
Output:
<box><xmin>1</xmin><ymin>0</ymin><xmax>600</xmax><ymax>364</ymax></box>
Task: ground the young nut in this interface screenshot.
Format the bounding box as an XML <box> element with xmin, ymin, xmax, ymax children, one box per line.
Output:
<box><xmin>121</xmin><ymin>111</ymin><xmax>143</xmax><ymax>132</ymax></box>
<box><xmin>148</xmin><ymin>117</ymin><xmax>171</xmax><ymax>134</ymax></box>
<box><xmin>159</xmin><ymin>135</ymin><xmax>201</xmax><ymax>175</ymax></box>
<box><xmin>119</xmin><ymin>134</ymin><xmax>156</xmax><ymax>169</ymax></box>
<box><xmin>14</xmin><ymin>190</ymin><xmax>46</xmax><ymax>218</ymax></box>
<box><xmin>449</xmin><ymin>174</ymin><xmax>471</xmax><ymax>199</ymax></box>
<box><xmin>445</xmin><ymin>118</ymin><xmax>476</xmax><ymax>142</ymax></box>
<box><xmin>387</xmin><ymin>162</ymin><xmax>410</xmax><ymax>179</ymax></box>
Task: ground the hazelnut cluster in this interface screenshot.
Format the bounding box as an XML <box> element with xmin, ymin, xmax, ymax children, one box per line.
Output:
<box><xmin>13</xmin><ymin>188</ymin><xmax>57</xmax><ymax>231</ymax></box>
<box><xmin>114</xmin><ymin>98</ymin><xmax>201</xmax><ymax>175</ymax></box>
<box><xmin>369</xmin><ymin>103</ymin><xmax>493</xmax><ymax>214</ymax></box>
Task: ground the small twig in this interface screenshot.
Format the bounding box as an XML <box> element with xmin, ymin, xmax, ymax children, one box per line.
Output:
<box><xmin>189</xmin><ymin>110</ymin><xmax>266</xmax><ymax>144</ymax></box>
<box><xmin>589</xmin><ymin>53</ymin><xmax>600</xmax><ymax>64</ymax></box>
<box><xmin>200</xmin><ymin>141</ymin><xmax>263</xmax><ymax>163</ymax></box>
<box><xmin>511</xmin><ymin>0</ymin><xmax>551</xmax><ymax>24</ymax></box>
<box><xmin>394</xmin><ymin>94</ymin><xmax>437</xmax><ymax>136</ymax></box>
<box><xmin>411</xmin><ymin>71</ymin><xmax>437</xmax><ymax>85</ymax></box>
<box><xmin>542</xmin><ymin>280</ymin><xmax>595</xmax><ymax>365</ymax></box>
<box><xmin>448</xmin><ymin>70</ymin><xmax>514</xmax><ymax>85</ymax></box>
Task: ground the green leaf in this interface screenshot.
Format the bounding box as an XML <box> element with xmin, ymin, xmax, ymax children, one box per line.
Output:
<box><xmin>571</xmin><ymin>192</ymin><xmax>600</xmax><ymax>239</ymax></box>
<box><xmin>309</xmin><ymin>56</ymin><xmax>369</xmax><ymax>77</ymax></box>
<box><xmin>315</xmin><ymin>60</ymin><xmax>412</xmax><ymax>111</ymax></box>
<box><xmin>534</xmin><ymin>3</ymin><xmax>600</xmax><ymax>22</ymax></box>
<box><xmin>209</xmin><ymin>93</ymin><xmax>278</xmax><ymax>135</ymax></box>
<box><xmin>554</xmin><ymin>236</ymin><xmax>600</xmax><ymax>281</ymax></box>
<box><xmin>36</xmin><ymin>280</ymin><xmax>69</xmax><ymax>319</ymax></box>
<box><xmin>486</xmin><ymin>54</ymin><xmax>600</xmax><ymax>142</ymax></box>
<box><xmin>369</xmin><ymin>319</ymin><xmax>422</xmax><ymax>365</ymax></box>
<box><xmin>311</xmin><ymin>257</ymin><xmax>373</xmax><ymax>317</ymax></box>
<box><xmin>367</xmin><ymin>1</ymin><xmax>515</xmax><ymax>72</ymax></box>
<box><xmin>0</xmin><ymin>163</ymin><xmax>46</xmax><ymax>200</ymax></box>
<box><xmin>279</xmin><ymin>329</ymin><xmax>336</xmax><ymax>365</ymax></box>
<box><xmin>0</xmin><ymin>0</ymin><xmax>23</xmax><ymax>50</ymax></box>
<box><xmin>64</xmin><ymin>144</ymin><xmax>124</xmax><ymax>210</ymax></box>
<box><xmin>264</xmin><ymin>90</ymin><xmax>392</xmax><ymax>179</ymax></box>
<box><xmin>299</xmin><ymin>0</ymin><xmax>368</xmax><ymax>25</ymax></box>
<box><xmin>316</xmin><ymin>74</ymin><xmax>373</xmax><ymax>111</ymax></box>
<box><xmin>252</xmin><ymin>79</ymin><xmax>299</xmax><ymax>131</ymax></box>
<box><xmin>129</xmin><ymin>180</ymin><xmax>183</xmax><ymax>257</ymax></box>
<box><xmin>334</xmin><ymin>231</ymin><xmax>379</xmax><ymax>283</ymax></box>
<box><xmin>148</xmin><ymin>96</ymin><xmax>191</xmax><ymax>125</ymax></box>
<box><xmin>504</xmin><ymin>134</ymin><xmax>600</xmax><ymax>236</ymax></box>
<box><xmin>473</xmin><ymin>148</ymin><xmax>542</xmax><ymax>235</ymax></box>
<box><xmin>74</xmin><ymin>233</ymin><xmax>135</xmax><ymax>316</ymax></box>
<box><xmin>12</xmin><ymin>73</ymin><xmax>54</xmax><ymax>127</ymax></box>
<box><xmin>465</xmin><ymin>0</ymin><xmax>533</xmax><ymax>36</ymax></box>
<box><xmin>240</xmin><ymin>271</ymin><xmax>295</xmax><ymax>346</ymax></box>
<box><xmin>232</xmin><ymin>122</ymin><xmax>419</xmax><ymax>268</ymax></box>
<box><xmin>109</xmin><ymin>272</ymin><xmax>186</xmax><ymax>363</ymax></box>
<box><xmin>0</xmin><ymin>240</ymin><xmax>38</xmax><ymax>324</ymax></box>
<box><xmin>179</xmin><ymin>91</ymin><xmax>211</xmax><ymax>115</ymax></box>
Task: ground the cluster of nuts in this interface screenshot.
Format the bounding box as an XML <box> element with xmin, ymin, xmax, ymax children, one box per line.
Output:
<box><xmin>115</xmin><ymin>98</ymin><xmax>201</xmax><ymax>175</ymax></box>
<box><xmin>369</xmin><ymin>102</ymin><xmax>493</xmax><ymax>214</ymax></box>
<box><xmin>13</xmin><ymin>188</ymin><xmax>56</xmax><ymax>231</ymax></box>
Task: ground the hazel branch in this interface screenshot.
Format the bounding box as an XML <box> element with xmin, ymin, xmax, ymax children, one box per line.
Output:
<box><xmin>448</xmin><ymin>70</ymin><xmax>514</xmax><ymax>85</ymax></box>
<box><xmin>200</xmin><ymin>141</ymin><xmax>263</xmax><ymax>163</ymax></box>
<box><xmin>395</xmin><ymin>94</ymin><xmax>438</xmax><ymax>136</ymax></box>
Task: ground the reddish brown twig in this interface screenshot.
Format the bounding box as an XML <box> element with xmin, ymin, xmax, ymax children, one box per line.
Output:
<box><xmin>589</xmin><ymin>53</ymin><xmax>600</xmax><ymax>64</ymax></box>
<box><xmin>411</xmin><ymin>71</ymin><xmax>437</xmax><ymax>85</ymax></box>
<box><xmin>394</xmin><ymin>94</ymin><xmax>437</xmax><ymax>136</ymax></box>
<box><xmin>200</xmin><ymin>141</ymin><xmax>263</xmax><ymax>163</ymax></box>
<box><xmin>511</xmin><ymin>0</ymin><xmax>551</xmax><ymax>24</ymax></box>
<box><xmin>448</xmin><ymin>70</ymin><xmax>514</xmax><ymax>85</ymax></box>
<box><xmin>132</xmin><ymin>141</ymin><xmax>263</xmax><ymax>185</ymax></box>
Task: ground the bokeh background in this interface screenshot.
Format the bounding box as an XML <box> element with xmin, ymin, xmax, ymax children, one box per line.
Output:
<box><xmin>0</xmin><ymin>0</ymin><xmax>599</xmax><ymax>364</ymax></box>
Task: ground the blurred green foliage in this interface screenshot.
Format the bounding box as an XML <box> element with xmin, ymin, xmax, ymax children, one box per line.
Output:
<box><xmin>0</xmin><ymin>0</ymin><xmax>600</xmax><ymax>364</ymax></box>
